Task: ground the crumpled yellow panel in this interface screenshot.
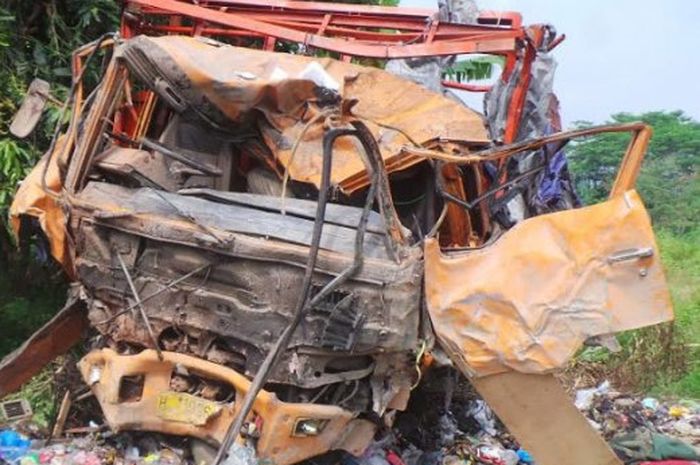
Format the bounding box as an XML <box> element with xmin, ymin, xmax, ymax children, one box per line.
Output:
<box><xmin>9</xmin><ymin>137</ymin><xmax>74</xmax><ymax>277</ymax></box>
<box><xmin>127</xmin><ymin>36</ymin><xmax>489</xmax><ymax>193</ymax></box>
<box><xmin>424</xmin><ymin>190</ymin><xmax>673</xmax><ymax>377</ymax></box>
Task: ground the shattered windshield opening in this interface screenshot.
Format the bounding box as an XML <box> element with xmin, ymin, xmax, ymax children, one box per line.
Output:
<box><xmin>79</xmin><ymin>57</ymin><xmax>593</xmax><ymax>257</ymax></box>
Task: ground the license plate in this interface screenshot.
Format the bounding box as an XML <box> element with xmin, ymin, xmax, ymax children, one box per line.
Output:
<box><xmin>156</xmin><ymin>392</ymin><xmax>222</xmax><ymax>426</ymax></box>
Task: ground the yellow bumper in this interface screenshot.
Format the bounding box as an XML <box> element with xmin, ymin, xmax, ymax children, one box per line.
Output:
<box><xmin>79</xmin><ymin>349</ymin><xmax>374</xmax><ymax>465</ymax></box>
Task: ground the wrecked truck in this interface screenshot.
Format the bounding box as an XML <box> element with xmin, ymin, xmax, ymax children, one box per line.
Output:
<box><xmin>1</xmin><ymin>1</ymin><xmax>675</xmax><ymax>465</ymax></box>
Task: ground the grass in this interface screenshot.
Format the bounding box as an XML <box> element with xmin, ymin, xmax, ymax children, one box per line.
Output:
<box><xmin>1</xmin><ymin>365</ymin><xmax>56</xmax><ymax>429</ymax></box>
<box><xmin>585</xmin><ymin>229</ymin><xmax>700</xmax><ymax>399</ymax></box>
<box><xmin>0</xmin><ymin>259</ymin><xmax>66</xmax><ymax>427</ymax></box>
<box><xmin>649</xmin><ymin>229</ymin><xmax>700</xmax><ymax>398</ymax></box>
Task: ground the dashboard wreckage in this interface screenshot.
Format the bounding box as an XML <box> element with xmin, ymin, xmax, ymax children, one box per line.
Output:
<box><xmin>1</xmin><ymin>1</ymin><xmax>674</xmax><ymax>465</ymax></box>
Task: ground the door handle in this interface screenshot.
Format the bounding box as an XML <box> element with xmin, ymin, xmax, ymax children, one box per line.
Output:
<box><xmin>607</xmin><ymin>247</ymin><xmax>654</xmax><ymax>263</ymax></box>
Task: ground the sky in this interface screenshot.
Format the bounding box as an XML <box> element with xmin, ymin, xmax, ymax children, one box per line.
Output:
<box><xmin>400</xmin><ymin>0</ymin><xmax>700</xmax><ymax>127</ymax></box>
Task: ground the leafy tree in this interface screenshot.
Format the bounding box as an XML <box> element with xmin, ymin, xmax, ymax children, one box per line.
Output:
<box><xmin>567</xmin><ymin>111</ymin><xmax>700</xmax><ymax>234</ymax></box>
<box><xmin>0</xmin><ymin>1</ymin><xmax>119</xmax><ymax>264</ymax></box>
<box><xmin>443</xmin><ymin>56</ymin><xmax>503</xmax><ymax>83</ymax></box>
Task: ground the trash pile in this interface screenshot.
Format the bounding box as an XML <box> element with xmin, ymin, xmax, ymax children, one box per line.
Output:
<box><xmin>2</xmin><ymin>375</ymin><xmax>700</xmax><ymax>465</ymax></box>
<box><xmin>576</xmin><ymin>382</ymin><xmax>700</xmax><ymax>438</ymax></box>
<box><xmin>0</xmin><ymin>430</ymin><xmax>190</xmax><ymax>465</ymax></box>
<box><xmin>350</xmin><ymin>374</ymin><xmax>700</xmax><ymax>465</ymax></box>
<box><xmin>375</xmin><ymin>367</ymin><xmax>530</xmax><ymax>465</ymax></box>
<box><xmin>575</xmin><ymin>381</ymin><xmax>700</xmax><ymax>463</ymax></box>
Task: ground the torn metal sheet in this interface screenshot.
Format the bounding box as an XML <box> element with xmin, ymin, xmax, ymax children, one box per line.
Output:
<box><xmin>0</xmin><ymin>293</ymin><xmax>87</xmax><ymax>397</ymax></box>
<box><xmin>70</xmin><ymin>178</ymin><xmax>422</xmax><ymax>415</ymax></box>
<box><xmin>425</xmin><ymin>190</ymin><xmax>673</xmax><ymax>377</ymax></box>
<box><xmin>9</xmin><ymin>136</ymin><xmax>73</xmax><ymax>274</ymax></box>
<box><xmin>75</xmin><ymin>182</ymin><xmax>393</xmax><ymax>259</ymax></box>
<box><xmin>119</xmin><ymin>35</ymin><xmax>489</xmax><ymax>194</ymax></box>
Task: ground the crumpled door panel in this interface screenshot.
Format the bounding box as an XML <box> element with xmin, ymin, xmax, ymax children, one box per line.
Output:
<box><xmin>425</xmin><ymin>190</ymin><xmax>673</xmax><ymax>377</ymax></box>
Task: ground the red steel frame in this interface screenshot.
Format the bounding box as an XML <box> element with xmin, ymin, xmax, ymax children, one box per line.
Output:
<box><xmin>120</xmin><ymin>0</ymin><xmax>561</xmax><ymax>143</ymax></box>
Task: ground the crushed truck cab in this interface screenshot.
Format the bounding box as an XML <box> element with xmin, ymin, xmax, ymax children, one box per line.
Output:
<box><xmin>3</xmin><ymin>2</ymin><xmax>672</xmax><ymax>465</ymax></box>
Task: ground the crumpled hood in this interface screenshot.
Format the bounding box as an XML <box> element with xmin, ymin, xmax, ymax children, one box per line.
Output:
<box><xmin>119</xmin><ymin>35</ymin><xmax>489</xmax><ymax>193</ymax></box>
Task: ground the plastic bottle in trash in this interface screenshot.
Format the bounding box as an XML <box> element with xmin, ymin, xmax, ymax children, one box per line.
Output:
<box><xmin>517</xmin><ymin>449</ymin><xmax>534</xmax><ymax>464</ymax></box>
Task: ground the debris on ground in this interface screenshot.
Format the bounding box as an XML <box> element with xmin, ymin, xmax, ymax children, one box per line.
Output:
<box><xmin>363</xmin><ymin>377</ymin><xmax>700</xmax><ymax>465</ymax></box>
<box><xmin>2</xmin><ymin>374</ymin><xmax>699</xmax><ymax>465</ymax></box>
<box><xmin>576</xmin><ymin>382</ymin><xmax>700</xmax><ymax>449</ymax></box>
<box><xmin>0</xmin><ymin>430</ymin><xmax>188</xmax><ymax>465</ymax></box>
<box><xmin>348</xmin><ymin>375</ymin><xmax>699</xmax><ymax>465</ymax></box>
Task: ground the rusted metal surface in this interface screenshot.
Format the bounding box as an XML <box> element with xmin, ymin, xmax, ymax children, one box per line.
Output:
<box><xmin>41</xmin><ymin>38</ymin><xmax>428</xmax><ymax>458</ymax></box>
<box><xmin>113</xmin><ymin>35</ymin><xmax>489</xmax><ymax>194</ymax></box>
<box><xmin>72</xmin><ymin>181</ymin><xmax>422</xmax><ymax>390</ymax></box>
<box><xmin>118</xmin><ymin>0</ymin><xmax>559</xmax><ymax>166</ymax></box>
<box><xmin>123</xmin><ymin>0</ymin><xmax>522</xmax><ymax>58</ymax></box>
